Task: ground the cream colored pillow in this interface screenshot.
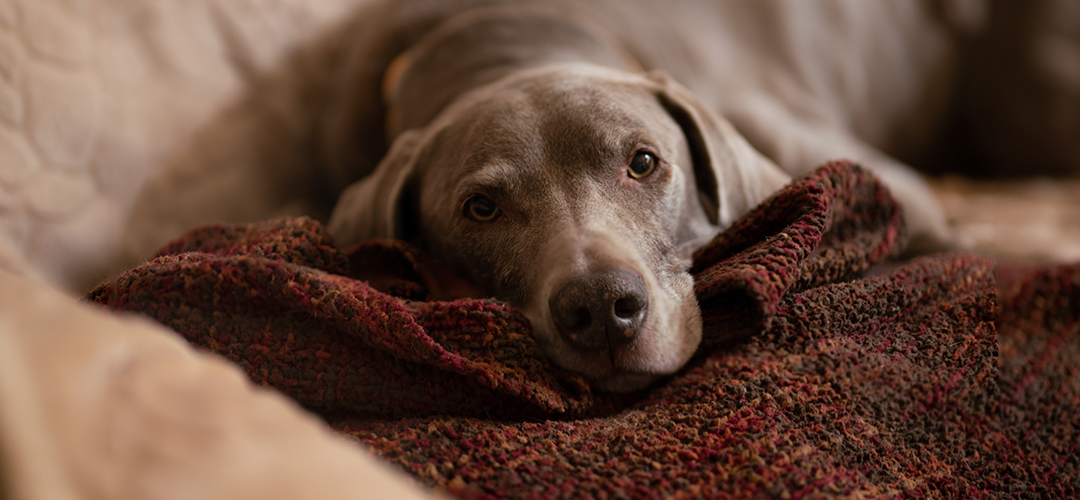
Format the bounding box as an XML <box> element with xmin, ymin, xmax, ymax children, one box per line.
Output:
<box><xmin>0</xmin><ymin>267</ymin><xmax>433</xmax><ymax>500</ymax></box>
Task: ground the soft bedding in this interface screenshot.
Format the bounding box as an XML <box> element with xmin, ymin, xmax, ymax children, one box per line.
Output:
<box><xmin>3</xmin><ymin>1</ymin><xmax>1080</xmax><ymax>499</ymax></box>
<box><xmin>89</xmin><ymin>162</ymin><xmax>1079</xmax><ymax>498</ymax></box>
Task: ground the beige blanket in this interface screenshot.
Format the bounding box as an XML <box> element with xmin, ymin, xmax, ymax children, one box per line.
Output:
<box><xmin>0</xmin><ymin>268</ymin><xmax>431</xmax><ymax>500</ymax></box>
<box><xmin>933</xmin><ymin>176</ymin><xmax>1080</xmax><ymax>262</ymax></box>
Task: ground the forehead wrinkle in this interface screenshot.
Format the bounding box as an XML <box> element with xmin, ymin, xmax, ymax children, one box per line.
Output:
<box><xmin>440</xmin><ymin>98</ymin><xmax>548</xmax><ymax>188</ymax></box>
<box><xmin>536</xmin><ymin>95</ymin><xmax>656</xmax><ymax>166</ymax></box>
<box><xmin>456</xmin><ymin>87</ymin><xmax>546</xmax><ymax>156</ymax></box>
<box><xmin>531</xmin><ymin>98</ymin><xmax>659</xmax><ymax>223</ymax></box>
<box><xmin>456</xmin><ymin>161</ymin><xmax>520</xmax><ymax>197</ymax></box>
<box><xmin>458</xmin><ymin>138</ymin><xmax>547</xmax><ymax>197</ymax></box>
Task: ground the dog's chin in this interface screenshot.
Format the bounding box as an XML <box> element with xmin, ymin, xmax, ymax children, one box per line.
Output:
<box><xmin>543</xmin><ymin>343</ymin><xmax>667</xmax><ymax>392</ymax></box>
<box><xmin>536</xmin><ymin>339</ymin><xmax>680</xmax><ymax>393</ymax></box>
<box><xmin>591</xmin><ymin>371</ymin><xmax>662</xmax><ymax>393</ymax></box>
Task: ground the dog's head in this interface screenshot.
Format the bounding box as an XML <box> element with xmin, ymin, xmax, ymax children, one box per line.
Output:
<box><xmin>330</xmin><ymin>64</ymin><xmax>789</xmax><ymax>391</ymax></box>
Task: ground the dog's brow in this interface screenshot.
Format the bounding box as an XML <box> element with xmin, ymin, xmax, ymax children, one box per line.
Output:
<box><xmin>457</xmin><ymin>161</ymin><xmax>521</xmax><ymax>195</ymax></box>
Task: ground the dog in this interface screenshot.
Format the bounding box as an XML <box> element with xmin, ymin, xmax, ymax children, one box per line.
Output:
<box><xmin>330</xmin><ymin>60</ymin><xmax>790</xmax><ymax>391</ymax></box>
<box><xmin>129</xmin><ymin>0</ymin><xmax>1036</xmax><ymax>392</ymax></box>
<box><xmin>323</xmin><ymin>0</ymin><xmax>964</xmax><ymax>392</ymax></box>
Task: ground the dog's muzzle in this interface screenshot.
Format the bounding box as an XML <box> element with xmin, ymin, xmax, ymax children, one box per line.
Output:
<box><xmin>548</xmin><ymin>268</ymin><xmax>649</xmax><ymax>351</ymax></box>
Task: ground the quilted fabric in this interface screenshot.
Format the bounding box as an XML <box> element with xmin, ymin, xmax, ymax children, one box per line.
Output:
<box><xmin>89</xmin><ymin>162</ymin><xmax>1079</xmax><ymax>498</ymax></box>
<box><xmin>0</xmin><ymin>0</ymin><xmax>368</xmax><ymax>290</ymax></box>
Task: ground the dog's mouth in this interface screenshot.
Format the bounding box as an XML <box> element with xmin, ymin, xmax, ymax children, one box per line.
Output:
<box><xmin>527</xmin><ymin>324</ymin><xmax>661</xmax><ymax>388</ymax></box>
<box><xmin>540</xmin><ymin>331</ymin><xmax>683</xmax><ymax>393</ymax></box>
<box><xmin>590</xmin><ymin>371</ymin><xmax>662</xmax><ymax>393</ymax></box>
<box><xmin>575</xmin><ymin>345</ymin><xmax>668</xmax><ymax>393</ymax></box>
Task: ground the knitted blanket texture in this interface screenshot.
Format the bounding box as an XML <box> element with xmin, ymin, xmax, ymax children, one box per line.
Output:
<box><xmin>90</xmin><ymin>162</ymin><xmax>1079</xmax><ymax>498</ymax></box>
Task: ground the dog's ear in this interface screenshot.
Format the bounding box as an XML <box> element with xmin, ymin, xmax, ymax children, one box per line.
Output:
<box><xmin>646</xmin><ymin>70</ymin><xmax>791</xmax><ymax>227</ymax></box>
<box><xmin>328</xmin><ymin>129</ymin><xmax>423</xmax><ymax>246</ymax></box>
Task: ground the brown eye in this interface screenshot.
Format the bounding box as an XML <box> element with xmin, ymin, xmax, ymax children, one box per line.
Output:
<box><xmin>628</xmin><ymin>151</ymin><xmax>657</xmax><ymax>179</ymax></box>
<box><xmin>465</xmin><ymin>195</ymin><xmax>500</xmax><ymax>222</ymax></box>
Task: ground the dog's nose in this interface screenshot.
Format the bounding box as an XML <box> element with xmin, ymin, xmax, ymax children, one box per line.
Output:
<box><xmin>549</xmin><ymin>269</ymin><xmax>648</xmax><ymax>351</ymax></box>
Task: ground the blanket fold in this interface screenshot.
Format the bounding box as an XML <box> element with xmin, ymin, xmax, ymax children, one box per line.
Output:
<box><xmin>90</xmin><ymin>161</ymin><xmax>1079</xmax><ymax>497</ymax></box>
<box><xmin>91</xmin><ymin>218</ymin><xmax>593</xmax><ymax>420</ymax></box>
<box><xmin>690</xmin><ymin>161</ymin><xmax>906</xmax><ymax>347</ymax></box>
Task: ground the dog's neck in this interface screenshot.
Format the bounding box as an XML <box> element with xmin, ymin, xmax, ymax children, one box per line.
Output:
<box><xmin>382</xmin><ymin>4</ymin><xmax>642</xmax><ymax>140</ymax></box>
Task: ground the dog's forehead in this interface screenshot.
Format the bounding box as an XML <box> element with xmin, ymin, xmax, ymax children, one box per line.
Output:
<box><xmin>440</xmin><ymin>69</ymin><xmax>680</xmax><ymax>182</ymax></box>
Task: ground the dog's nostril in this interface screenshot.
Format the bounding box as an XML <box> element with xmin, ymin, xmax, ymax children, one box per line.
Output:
<box><xmin>614</xmin><ymin>296</ymin><xmax>645</xmax><ymax>319</ymax></box>
<box><xmin>564</xmin><ymin>309</ymin><xmax>591</xmax><ymax>329</ymax></box>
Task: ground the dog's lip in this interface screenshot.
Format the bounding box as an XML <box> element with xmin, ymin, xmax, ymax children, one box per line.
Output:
<box><xmin>555</xmin><ymin>343</ymin><xmax>661</xmax><ymax>385</ymax></box>
<box><xmin>608</xmin><ymin>345</ymin><xmax>653</xmax><ymax>373</ymax></box>
<box><xmin>588</xmin><ymin>360</ymin><xmax>663</xmax><ymax>392</ymax></box>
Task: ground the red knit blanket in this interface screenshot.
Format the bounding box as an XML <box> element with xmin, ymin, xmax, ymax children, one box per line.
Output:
<box><xmin>90</xmin><ymin>162</ymin><xmax>1079</xmax><ymax>498</ymax></box>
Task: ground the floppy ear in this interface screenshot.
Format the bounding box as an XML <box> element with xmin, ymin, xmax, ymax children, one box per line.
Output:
<box><xmin>646</xmin><ymin>71</ymin><xmax>791</xmax><ymax>228</ymax></box>
<box><xmin>328</xmin><ymin>129</ymin><xmax>423</xmax><ymax>246</ymax></box>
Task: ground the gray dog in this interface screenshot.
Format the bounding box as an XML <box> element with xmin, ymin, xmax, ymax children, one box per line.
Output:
<box><xmin>131</xmin><ymin>0</ymin><xmax>1032</xmax><ymax>392</ymax></box>
<box><xmin>325</xmin><ymin>0</ymin><xmax>959</xmax><ymax>392</ymax></box>
<box><xmin>330</xmin><ymin>61</ymin><xmax>789</xmax><ymax>391</ymax></box>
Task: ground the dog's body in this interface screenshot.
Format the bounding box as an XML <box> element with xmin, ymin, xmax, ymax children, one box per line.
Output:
<box><xmin>323</xmin><ymin>0</ymin><xmax>963</xmax><ymax>241</ymax></box>
<box><xmin>130</xmin><ymin>0</ymin><xmax>1059</xmax><ymax>391</ymax></box>
<box><xmin>322</xmin><ymin>0</ymin><xmax>967</xmax><ymax>391</ymax></box>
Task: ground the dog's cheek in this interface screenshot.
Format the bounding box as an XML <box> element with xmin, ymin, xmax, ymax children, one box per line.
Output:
<box><xmin>494</xmin><ymin>218</ymin><xmax>576</xmax><ymax>306</ymax></box>
<box><xmin>637</xmin><ymin>269</ymin><xmax>701</xmax><ymax>374</ymax></box>
<box><xmin>433</xmin><ymin>228</ymin><xmax>536</xmax><ymax>304</ymax></box>
<box><xmin>673</xmin><ymin>272</ymin><xmax>703</xmax><ymax>364</ymax></box>
<box><xmin>661</xmin><ymin>165</ymin><xmax>689</xmax><ymax>236</ymax></box>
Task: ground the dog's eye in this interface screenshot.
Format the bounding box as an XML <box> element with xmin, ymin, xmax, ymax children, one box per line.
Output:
<box><xmin>465</xmin><ymin>195</ymin><xmax>501</xmax><ymax>222</ymax></box>
<box><xmin>628</xmin><ymin>151</ymin><xmax>657</xmax><ymax>179</ymax></box>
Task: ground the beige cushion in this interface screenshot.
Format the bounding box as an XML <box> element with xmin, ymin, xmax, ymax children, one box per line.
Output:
<box><xmin>0</xmin><ymin>267</ymin><xmax>433</xmax><ymax>500</ymax></box>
